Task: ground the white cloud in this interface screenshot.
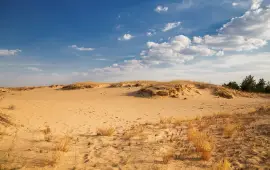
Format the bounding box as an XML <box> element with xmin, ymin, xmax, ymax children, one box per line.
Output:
<box><xmin>193</xmin><ymin>36</ymin><xmax>203</xmax><ymax>44</ymax></box>
<box><xmin>72</xmin><ymin>72</ymin><xmax>88</xmax><ymax>76</ymax></box>
<box><xmin>162</xmin><ymin>22</ymin><xmax>181</xmax><ymax>32</ymax></box>
<box><xmin>90</xmin><ymin>52</ymin><xmax>270</xmax><ymax>84</ymax></box>
<box><xmin>154</xmin><ymin>5</ymin><xmax>168</xmax><ymax>13</ymax></box>
<box><xmin>140</xmin><ymin>35</ymin><xmax>216</xmax><ymax>66</ymax></box>
<box><xmin>69</xmin><ymin>45</ymin><xmax>94</xmax><ymax>51</ymax></box>
<box><xmin>26</xmin><ymin>67</ymin><xmax>43</xmax><ymax>72</ymax></box>
<box><xmin>0</xmin><ymin>49</ymin><xmax>21</xmax><ymax>56</ymax></box>
<box><xmin>232</xmin><ymin>2</ymin><xmax>239</xmax><ymax>6</ymax></box>
<box><xmin>195</xmin><ymin>2</ymin><xmax>270</xmax><ymax>52</ymax></box>
<box><xmin>251</xmin><ymin>0</ymin><xmax>263</xmax><ymax>10</ymax></box>
<box><xmin>118</xmin><ymin>34</ymin><xmax>134</xmax><ymax>41</ymax></box>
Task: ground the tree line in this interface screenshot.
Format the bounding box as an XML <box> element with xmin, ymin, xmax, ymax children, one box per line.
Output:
<box><xmin>223</xmin><ymin>75</ymin><xmax>270</xmax><ymax>93</ymax></box>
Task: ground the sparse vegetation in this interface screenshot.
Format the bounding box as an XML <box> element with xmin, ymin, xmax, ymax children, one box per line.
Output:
<box><xmin>41</xmin><ymin>125</ymin><xmax>52</xmax><ymax>142</ymax></box>
<box><xmin>96</xmin><ymin>127</ymin><xmax>115</xmax><ymax>136</ymax></box>
<box><xmin>213</xmin><ymin>158</ymin><xmax>232</xmax><ymax>170</ymax></box>
<box><xmin>223</xmin><ymin>124</ymin><xmax>238</xmax><ymax>138</ymax></box>
<box><xmin>214</xmin><ymin>88</ymin><xmax>234</xmax><ymax>99</ymax></box>
<box><xmin>55</xmin><ymin>135</ymin><xmax>71</xmax><ymax>152</ymax></box>
<box><xmin>8</xmin><ymin>104</ymin><xmax>16</xmax><ymax>110</ymax></box>
<box><xmin>160</xmin><ymin>116</ymin><xmax>173</xmax><ymax>124</ymax></box>
<box><xmin>61</xmin><ymin>83</ymin><xmax>99</xmax><ymax>90</ymax></box>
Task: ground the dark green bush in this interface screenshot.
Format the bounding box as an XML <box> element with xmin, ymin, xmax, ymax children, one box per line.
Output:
<box><xmin>222</xmin><ymin>81</ymin><xmax>240</xmax><ymax>90</ymax></box>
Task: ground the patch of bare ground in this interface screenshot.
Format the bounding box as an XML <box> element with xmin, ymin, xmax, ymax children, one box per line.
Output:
<box><xmin>1</xmin><ymin>105</ymin><xmax>269</xmax><ymax>169</ymax></box>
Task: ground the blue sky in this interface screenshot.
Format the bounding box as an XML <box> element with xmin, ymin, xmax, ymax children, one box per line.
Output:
<box><xmin>0</xmin><ymin>0</ymin><xmax>270</xmax><ymax>86</ymax></box>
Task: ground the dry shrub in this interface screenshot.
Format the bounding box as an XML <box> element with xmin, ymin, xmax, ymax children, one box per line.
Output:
<box><xmin>96</xmin><ymin>127</ymin><xmax>115</xmax><ymax>136</ymax></box>
<box><xmin>55</xmin><ymin>136</ymin><xmax>71</xmax><ymax>152</ymax></box>
<box><xmin>61</xmin><ymin>83</ymin><xmax>98</xmax><ymax>90</ymax></box>
<box><xmin>160</xmin><ymin>117</ymin><xmax>173</xmax><ymax>124</ymax></box>
<box><xmin>223</xmin><ymin>124</ymin><xmax>238</xmax><ymax>138</ymax></box>
<box><xmin>214</xmin><ymin>88</ymin><xmax>234</xmax><ymax>99</ymax></box>
<box><xmin>213</xmin><ymin>158</ymin><xmax>232</xmax><ymax>170</ymax></box>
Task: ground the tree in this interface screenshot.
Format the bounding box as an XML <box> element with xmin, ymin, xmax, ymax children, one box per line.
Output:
<box><xmin>256</xmin><ymin>78</ymin><xmax>266</xmax><ymax>92</ymax></box>
<box><xmin>240</xmin><ymin>75</ymin><xmax>256</xmax><ymax>92</ymax></box>
<box><xmin>265</xmin><ymin>81</ymin><xmax>270</xmax><ymax>93</ymax></box>
<box><xmin>223</xmin><ymin>81</ymin><xmax>240</xmax><ymax>90</ymax></box>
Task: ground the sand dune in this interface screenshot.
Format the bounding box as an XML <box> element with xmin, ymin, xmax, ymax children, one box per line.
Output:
<box><xmin>0</xmin><ymin>81</ymin><xmax>269</xmax><ymax>169</ymax></box>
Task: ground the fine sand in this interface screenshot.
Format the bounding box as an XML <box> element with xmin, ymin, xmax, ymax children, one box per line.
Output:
<box><xmin>0</xmin><ymin>82</ymin><xmax>269</xmax><ymax>169</ymax></box>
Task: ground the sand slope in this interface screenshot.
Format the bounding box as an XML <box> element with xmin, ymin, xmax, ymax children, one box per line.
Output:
<box><xmin>0</xmin><ymin>82</ymin><xmax>269</xmax><ymax>169</ymax></box>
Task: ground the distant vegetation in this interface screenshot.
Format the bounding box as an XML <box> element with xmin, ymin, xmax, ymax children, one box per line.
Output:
<box><xmin>223</xmin><ymin>75</ymin><xmax>270</xmax><ymax>93</ymax></box>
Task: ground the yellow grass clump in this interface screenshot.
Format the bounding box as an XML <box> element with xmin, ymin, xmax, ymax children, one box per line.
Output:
<box><xmin>213</xmin><ymin>158</ymin><xmax>232</xmax><ymax>170</ymax></box>
<box><xmin>96</xmin><ymin>127</ymin><xmax>115</xmax><ymax>136</ymax></box>
<box><xmin>223</xmin><ymin>124</ymin><xmax>238</xmax><ymax>138</ymax></box>
<box><xmin>187</xmin><ymin>127</ymin><xmax>213</xmax><ymax>161</ymax></box>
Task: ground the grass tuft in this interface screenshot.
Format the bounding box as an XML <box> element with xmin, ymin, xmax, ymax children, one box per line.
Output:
<box><xmin>96</xmin><ymin>127</ymin><xmax>115</xmax><ymax>136</ymax></box>
<box><xmin>223</xmin><ymin>124</ymin><xmax>238</xmax><ymax>138</ymax></box>
<box><xmin>213</xmin><ymin>158</ymin><xmax>232</xmax><ymax>170</ymax></box>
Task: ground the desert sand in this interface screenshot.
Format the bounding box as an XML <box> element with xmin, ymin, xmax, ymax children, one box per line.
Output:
<box><xmin>0</xmin><ymin>81</ymin><xmax>269</xmax><ymax>169</ymax></box>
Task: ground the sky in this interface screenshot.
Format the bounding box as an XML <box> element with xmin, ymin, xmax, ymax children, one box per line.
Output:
<box><xmin>0</xmin><ymin>0</ymin><xmax>270</xmax><ymax>87</ymax></box>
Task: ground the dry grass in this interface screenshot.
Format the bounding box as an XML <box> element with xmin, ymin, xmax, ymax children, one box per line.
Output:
<box><xmin>161</xmin><ymin>149</ymin><xmax>174</xmax><ymax>164</ymax></box>
<box><xmin>0</xmin><ymin>112</ymin><xmax>13</xmax><ymax>126</ymax></box>
<box><xmin>160</xmin><ymin>117</ymin><xmax>173</xmax><ymax>124</ymax></box>
<box><xmin>214</xmin><ymin>88</ymin><xmax>234</xmax><ymax>99</ymax></box>
<box><xmin>50</xmin><ymin>151</ymin><xmax>62</xmax><ymax>166</ymax></box>
<box><xmin>41</xmin><ymin>125</ymin><xmax>52</xmax><ymax>142</ymax></box>
<box><xmin>213</xmin><ymin>158</ymin><xmax>232</xmax><ymax>170</ymax></box>
<box><xmin>55</xmin><ymin>136</ymin><xmax>71</xmax><ymax>152</ymax></box>
<box><xmin>61</xmin><ymin>83</ymin><xmax>99</xmax><ymax>90</ymax></box>
<box><xmin>8</xmin><ymin>104</ymin><xmax>16</xmax><ymax>110</ymax></box>
<box><xmin>96</xmin><ymin>127</ymin><xmax>115</xmax><ymax>136</ymax></box>
<box><xmin>223</xmin><ymin>124</ymin><xmax>238</xmax><ymax>138</ymax></box>
<box><xmin>187</xmin><ymin>127</ymin><xmax>213</xmax><ymax>161</ymax></box>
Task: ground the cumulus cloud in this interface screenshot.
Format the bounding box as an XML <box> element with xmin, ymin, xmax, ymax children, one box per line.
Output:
<box><xmin>162</xmin><ymin>22</ymin><xmax>181</xmax><ymax>32</ymax></box>
<box><xmin>118</xmin><ymin>34</ymin><xmax>134</xmax><ymax>41</ymax></box>
<box><xmin>141</xmin><ymin>35</ymin><xmax>217</xmax><ymax>66</ymax></box>
<box><xmin>69</xmin><ymin>45</ymin><xmax>94</xmax><ymax>51</ymax></box>
<box><xmin>80</xmin><ymin>0</ymin><xmax>270</xmax><ymax>84</ymax></box>
<box><xmin>146</xmin><ymin>29</ymin><xmax>156</xmax><ymax>37</ymax></box>
<box><xmin>26</xmin><ymin>67</ymin><xmax>43</xmax><ymax>72</ymax></box>
<box><xmin>251</xmin><ymin>0</ymin><xmax>263</xmax><ymax>10</ymax></box>
<box><xmin>193</xmin><ymin>0</ymin><xmax>270</xmax><ymax>51</ymax></box>
<box><xmin>0</xmin><ymin>49</ymin><xmax>21</xmax><ymax>56</ymax></box>
<box><xmin>154</xmin><ymin>5</ymin><xmax>168</xmax><ymax>13</ymax></box>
